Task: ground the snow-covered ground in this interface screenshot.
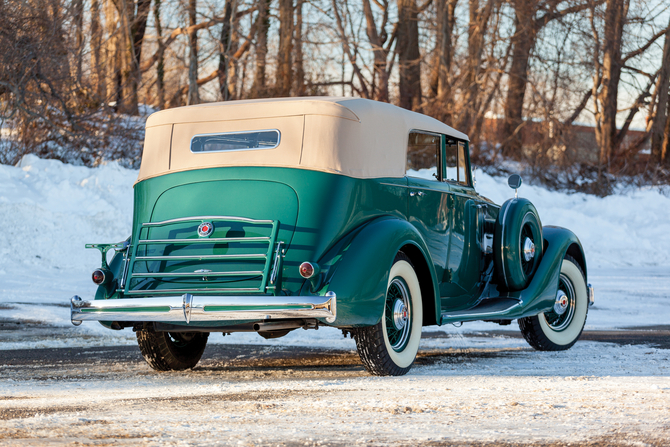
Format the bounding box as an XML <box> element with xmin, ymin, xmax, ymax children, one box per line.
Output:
<box><xmin>0</xmin><ymin>155</ymin><xmax>669</xmax><ymax>350</ymax></box>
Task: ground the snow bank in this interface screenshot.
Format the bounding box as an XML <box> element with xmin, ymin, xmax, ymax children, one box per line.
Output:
<box><xmin>473</xmin><ymin>169</ymin><xmax>670</xmax><ymax>269</ymax></box>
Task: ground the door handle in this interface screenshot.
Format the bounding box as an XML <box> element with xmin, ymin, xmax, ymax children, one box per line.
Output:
<box><xmin>410</xmin><ymin>191</ymin><xmax>425</xmax><ymax>197</ymax></box>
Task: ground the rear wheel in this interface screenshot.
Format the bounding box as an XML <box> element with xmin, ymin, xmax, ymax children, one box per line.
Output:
<box><xmin>518</xmin><ymin>255</ymin><xmax>588</xmax><ymax>351</ymax></box>
<box><xmin>355</xmin><ymin>253</ymin><xmax>423</xmax><ymax>376</ymax></box>
<box><xmin>136</xmin><ymin>327</ymin><xmax>209</xmax><ymax>371</ymax></box>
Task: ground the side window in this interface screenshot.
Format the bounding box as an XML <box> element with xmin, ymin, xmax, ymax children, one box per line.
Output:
<box><xmin>444</xmin><ymin>139</ymin><xmax>470</xmax><ymax>186</ymax></box>
<box><xmin>406</xmin><ymin>132</ymin><xmax>441</xmax><ymax>181</ymax></box>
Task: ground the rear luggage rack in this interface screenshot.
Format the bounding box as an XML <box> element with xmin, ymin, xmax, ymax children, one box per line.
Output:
<box><xmin>124</xmin><ymin>216</ymin><xmax>283</xmax><ymax>295</ymax></box>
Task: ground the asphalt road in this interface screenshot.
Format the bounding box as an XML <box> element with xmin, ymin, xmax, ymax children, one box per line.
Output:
<box><xmin>1</xmin><ymin>327</ymin><xmax>668</xmax><ymax>447</ymax></box>
<box><xmin>1</xmin><ymin>327</ymin><xmax>669</xmax><ymax>368</ymax></box>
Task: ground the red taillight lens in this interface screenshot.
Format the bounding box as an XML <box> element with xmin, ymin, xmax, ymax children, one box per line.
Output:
<box><xmin>92</xmin><ymin>269</ymin><xmax>106</xmax><ymax>285</ymax></box>
<box><xmin>299</xmin><ymin>262</ymin><xmax>315</xmax><ymax>278</ymax></box>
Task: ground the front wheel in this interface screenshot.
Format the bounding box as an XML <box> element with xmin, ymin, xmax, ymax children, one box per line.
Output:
<box><xmin>354</xmin><ymin>253</ymin><xmax>423</xmax><ymax>376</ymax></box>
<box><xmin>518</xmin><ymin>255</ymin><xmax>588</xmax><ymax>351</ymax></box>
<box><xmin>136</xmin><ymin>327</ymin><xmax>209</xmax><ymax>371</ymax></box>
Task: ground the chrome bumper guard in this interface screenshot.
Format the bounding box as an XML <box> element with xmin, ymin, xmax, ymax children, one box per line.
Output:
<box><xmin>70</xmin><ymin>292</ymin><xmax>336</xmax><ymax>326</ymax></box>
<box><xmin>587</xmin><ymin>283</ymin><xmax>595</xmax><ymax>306</ymax></box>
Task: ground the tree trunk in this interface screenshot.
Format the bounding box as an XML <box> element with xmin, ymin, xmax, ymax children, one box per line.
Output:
<box><xmin>226</xmin><ymin>11</ymin><xmax>241</xmax><ymax>100</ymax></box>
<box><xmin>218</xmin><ymin>0</ymin><xmax>234</xmax><ymax>101</ymax></box>
<box><xmin>500</xmin><ymin>0</ymin><xmax>536</xmax><ymax>159</ymax></box>
<box><xmin>651</xmin><ymin>20</ymin><xmax>670</xmax><ymax>164</ymax></box>
<box><xmin>187</xmin><ymin>0</ymin><xmax>200</xmax><ymax>105</ymax></box>
<box><xmin>90</xmin><ymin>0</ymin><xmax>104</xmax><ymax>101</ymax></box>
<box><xmin>106</xmin><ymin>0</ymin><xmax>123</xmax><ymax>111</ymax></box>
<box><xmin>432</xmin><ymin>0</ymin><xmax>457</xmax><ymax>122</ymax></box>
<box><xmin>73</xmin><ymin>0</ymin><xmax>84</xmax><ymax>83</ymax></box>
<box><xmin>251</xmin><ymin>0</ymin><xmax>270</xmax><ymax>98</ymax></box>
<box><xmin>111</xmin><ymin>0</ymin><xmax>149</xmax><ymax>115</ymax></box>
<box><xmin>662</xmin><ymin>103</ymin><xmax>670</xmax><ymax>166</ymax></box>
<box><xmin>294</xmin><ymin>0</ymin><xmax>305</xmax><ymax>96</ymax></box>
<box><xmin>362</xmin><ymin>0</ymin><xmax>390</xmax><ymax>102</ymax></box>
<box><xmin>397</xmin><ymin>0</ymin><xmax>422</xmax><ymax>111</ymax></box>
<box><xmin>154</xmin><ymin>0</ymin><xmax>165</xmax><ymax>109</ymax></box>
<box><xmin>594</xmin><ymin>0</ymin><xmax>626</xmax><ymax>173</ymax></box>
<box><xmin>277</xmin><ymin>0</ymin><xmax>293</xmax><ymax>96</ymax></box>
<box><xmin>457</xmin><ymin>0</ymin><xmax>492</xmax><ymax>135</ymax></box>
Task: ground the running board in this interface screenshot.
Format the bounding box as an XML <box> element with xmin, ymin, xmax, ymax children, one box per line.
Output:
<box><xmin>440</xmin><ymin>298</ymin><xmax>521</xmax><ymax>324</ymax></box>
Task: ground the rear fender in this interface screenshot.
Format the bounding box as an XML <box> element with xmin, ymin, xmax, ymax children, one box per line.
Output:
<box><xmin>512</xmin><ymin>226</ymin><xmax>587</xmax><ymax>318</ymax></box>
<box><xmin>310</xmin><ymin>217</ymin><xmax>439</xmax><ymax>327</ymax></box>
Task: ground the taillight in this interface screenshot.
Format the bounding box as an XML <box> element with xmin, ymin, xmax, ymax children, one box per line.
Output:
<box><xmin>299</xmin><ymin>262</ymin><xmax>320</xmax><ymax>279</ymax></box>
<box><xmin>92</xmin><ymin>269</ymin><xmax>107</xmax><ymax>285</ymax></box>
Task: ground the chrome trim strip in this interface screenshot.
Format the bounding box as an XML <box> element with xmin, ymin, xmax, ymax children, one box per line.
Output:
<box><xmin>142</xmin><ymin>216</ymin><xmax>275</xmax><ymax>227</ymax></box>
<box><xmin>131</xmin><ymin>271</ymin><xmax>263</xmax><ymax>278</ymax></box>
<box><xmin>134</xmin><ymin>254</ymin><xmax>267</xmax><ymax>261</ymax></box>
<box><xmin>138</xmin><ymin>237</ymin><xmax>270</xmax><ymax>245</ymax></box>
<box><xmin>70</xmin><ymin>292</ymin><xmax>336</xmax><ymax>324</ymax></box>
<box><xmin>269</xmin><ymin>241</ymin><xmax>284</xmax><ymax>285</ymax></box>
<box><xmin>380</xmin><ymin>182</ymin><xmax>478</xmax><ymax>199</ymax></box>
<box><xmin>124</xmin><ymin>287</ymin><xmax>263</xmax><ymax>295</ymax></box>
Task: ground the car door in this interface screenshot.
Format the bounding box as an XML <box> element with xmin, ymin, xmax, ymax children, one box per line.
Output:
<box><xmin>440</xmin><ymin>140</ymin><xmax>485</xmax><ymax>311</ymax></box>
<box><xmin>406</xmin><ymin>131</ymin><xmax>451</xmax><ymax>287</ymax></box>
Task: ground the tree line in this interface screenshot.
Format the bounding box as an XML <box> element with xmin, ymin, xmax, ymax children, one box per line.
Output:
<box><xmin>1</xmin><ymin>0</ymin><xmax>669</xmax><ymax>193</ymax></box>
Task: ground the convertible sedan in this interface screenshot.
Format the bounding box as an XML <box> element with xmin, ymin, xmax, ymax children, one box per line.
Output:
<box><xmin>71</xmin><ymin>97</ymin><xmax>594</xmax><ymax>376</ymax></box>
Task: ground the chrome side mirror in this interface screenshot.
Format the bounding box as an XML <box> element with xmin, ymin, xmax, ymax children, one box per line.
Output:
<box><xmin>471</xmin><ymin>165</ymin><xmax>477</xmax><ymax>187</ymax></box>
<box><xmin>508</xmin><ymin>174</ymin><xmax>522</xmax><ymax>198</ymax></box>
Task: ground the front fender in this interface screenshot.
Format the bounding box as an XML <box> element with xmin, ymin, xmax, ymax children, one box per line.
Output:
<box><xmin>511</xmin><ymin>226</ymin><xmax>587</xmax><ymax>318</ymax></box>
<box><xmin>313</xmin><ymin>216</ymin><xmax>438</xmax><ymax>327</ymax></box>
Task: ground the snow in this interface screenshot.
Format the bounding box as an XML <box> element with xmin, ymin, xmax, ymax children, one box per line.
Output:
<box><xmin>0</xmin><ymin>341</ymin><xmax>668</xmax><ymax>445</ymax></box>
<box><xmin>0</xmin><ymin>157</ymin><xmax>668</xmax><ymax>351</ymax></box>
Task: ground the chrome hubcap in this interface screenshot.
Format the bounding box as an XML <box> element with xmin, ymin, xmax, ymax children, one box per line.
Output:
<box><xmin>393</xmin><ymin>300</ymin><xmax>409</xmax><ymax>330</ymax></box>
<box><xmin>554</xmin><ymin>291</ymin><xmax>569</xmax><ymax>315</ymax></box>
<box><xmin>545</xmin><ymin>273</ymin><xmax>577</xmax><ymax>331</ymax></box>
<box><xmin>523</xmin><ymin>237</ymin><xmax>535</xmax><ymax>262</ymax></box>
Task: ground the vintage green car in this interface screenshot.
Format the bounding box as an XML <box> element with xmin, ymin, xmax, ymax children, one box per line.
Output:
<box><xmin>71</xmin><ymin>97</ymin><xmax>594</xmax><ymax>376</ymax></box>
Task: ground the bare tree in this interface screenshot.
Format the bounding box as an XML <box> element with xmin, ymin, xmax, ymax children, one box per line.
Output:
<box><xmin>397</xmin><ymin>0</ymin><xmax>422</xmax><ymax>111</ymax></box>
<box><xmin>251</xmin><ymin>0</ymin><xmax>271</xmax><ymax>98</ymax></box>
<box><xmin>218</xmin><ymin>0</ymin><xmax>235</xmax><ymax>101</ymax></box>
<box><xmin>154</xmin><ymin>0</ymin><xmax>166</xmax><ymax>109</ymax></box>
<box><xmin>277</xmin><ymin>0</ymin><xmax>294</xmax><ymax>96</ymax></box>
<box><xmin>455</xmin><ymin>0</ymin><xmax>495</xmax><ymax>134</ymax></box>
<box><xmin>651</xmin><ymin>18</ymin><xmax>670</xmax><ymax>166</ymax></box>
<box><xmin>187</xmin><ymin>0</ymin><xmax>201</xmax><ymax>105</ymax></box>
<box><xmin>294</xmin><ymin>0</ymin><xmax>305</xmax><ymax>96</ymax></box>
<box><xmin>428</xmin><ymin>0</ymin><xmax>457</xmax><ymax>121</ymax></box>
<box><xmin>500</xmin><ymin>0</ymin><xmax>593</xmax><ymax>159</ymax></box>
<box><xmin>90</xmin><ymin>0</ymin><xmax>104</xmax><ymax>101</ymax></box>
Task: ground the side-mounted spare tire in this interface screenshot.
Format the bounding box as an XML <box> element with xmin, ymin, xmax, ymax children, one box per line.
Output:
<box><xmin>493</xmin><ymin>198</ymin><xmax>543</xmax><ymax>291</ymax></box>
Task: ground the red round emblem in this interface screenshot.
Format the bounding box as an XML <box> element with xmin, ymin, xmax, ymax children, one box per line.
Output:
<box><xmin>197</xmin><ymin>222</ymin><xmax>214</xmax><ymax>237</ymax></box>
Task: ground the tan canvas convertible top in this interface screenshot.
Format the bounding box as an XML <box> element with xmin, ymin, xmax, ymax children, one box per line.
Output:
<box><xmin>138</xmin><ymin>97</ymin><xmax>469</xmax><ymax>183</ymax></box>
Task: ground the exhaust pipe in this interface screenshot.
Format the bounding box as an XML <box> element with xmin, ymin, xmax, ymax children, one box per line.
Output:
<box><xmin>253</xmin><ymin>319</ymin><xmax>317</xmax><ymax>332</ymax></box>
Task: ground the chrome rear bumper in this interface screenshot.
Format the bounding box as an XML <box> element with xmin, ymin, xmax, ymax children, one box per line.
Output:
<box><xmin>70</xmin><ymin>292</ymin><xmax>336</xmax><ymax>326</ymax></box>
<box><xmin>587</xmin><ymin>283</ymin><xmax>595</xmax><ymax>306</ymax></box>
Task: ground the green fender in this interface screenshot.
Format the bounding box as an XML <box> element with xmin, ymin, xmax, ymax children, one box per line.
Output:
<box><xmin>311</xmin><ymin>216</ymin><xmax>439</xmax><ymax>328</ymax></box>
<box><xmin>506</xmin><ymin>225</ymin><xmax>587</xmax><ymax>318</ymax></box>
